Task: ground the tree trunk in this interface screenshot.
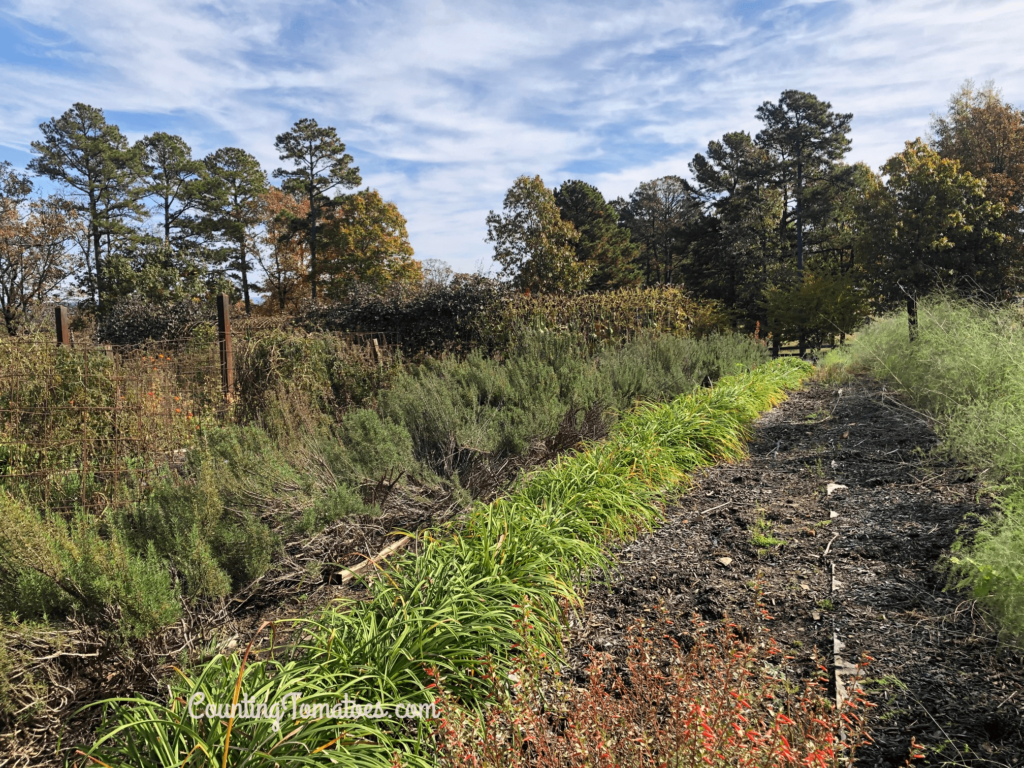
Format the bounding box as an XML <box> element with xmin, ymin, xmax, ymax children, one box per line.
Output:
<box><xmin>240</xmin><ymin>237</ymin><xmax>251</xmax><ymax>315</ymax></box>
<box><xmin>795</xmin><ymin>134</ymin><xmax>804</xmax><ymax>275</ymax></box>
<box><xmin>772</xmin><ymin>335</ymin><xmax>781</xmax><ymax>359</ymax></box>
<box><xmin>164</xmin><ymin>197</ymin><xmax>171</xmax><ymax>245</ymax></box>
<box><xmin>2</xmin><ymin>307</ymin><xmax>19</xmax><ymax>337</ymax></box>
<box><xmin>309</xmin><ymin>181</ymin><xmax>318</xmax><ymax>302</ymax></box>
<box><xmin>907</xmin><ymin>295</ymin><xmax>918</xmax><ymax>341</ymax></box>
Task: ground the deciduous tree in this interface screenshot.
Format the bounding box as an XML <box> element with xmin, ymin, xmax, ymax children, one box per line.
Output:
<box><xmin>616</xmin><ymin>176</ymin><xmax>696</xmax><ymax>285</ymax></box>
<box><xmin>320</xmin><ymin>189</ymin><xmax>420</xmax><ymax>297</ymax></box>
<box><xmin>859</xmin><ymin>139</ymin><xmax>1004</xmax><ymax>338</ymax></box>
<box><xmin>257</xmin><ymin>186</ymin><xmax>308</xmax><ymax>313</ymax></box>
<box><xmin>0</xmin><ymin>163</ymin><xmax>81</xmax><ymax>335</ymax></box>
<box><xmin>931</xmin><ymin>80</ymin><xmax>1024</xmax><ymax>292</ymax></box>
<box><xmin>486</xmin><ymin>175</ymin><xmax>589</xmax><ymax>294</ymax></box>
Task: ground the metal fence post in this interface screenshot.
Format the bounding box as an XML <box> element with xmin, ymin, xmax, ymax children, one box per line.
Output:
<box><xmin>55</xmin><ymin>305</ymin><xmax>71</xmax><ymax>346</ymax></box>
<box><xmin>217</xmin><ymin>294</ymin><xmax>234</xmax><ymax>397</ymax></box>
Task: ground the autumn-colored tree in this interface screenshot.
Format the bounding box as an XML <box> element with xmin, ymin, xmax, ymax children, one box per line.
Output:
<box><xmin>0</xmin><ymin>162</ymin><xmax>82</xmax><ymax>335</ymax></box>
<box><xmin>859</xmin><ymin>139</ymin><xmax>1004</xmax><ymax>338</ymax></box>
<box><xmin>320</xmin><ymin>189</ymin><xmax>421</xmax><ymax>298</ymax></box>
<box><xmin>487</xmin><ymin>175</ymin><xmax>589</xmax><ymax>294</ymax></box>
<box><xmin>257</xmin><ymin>186</ymin><xmax>308</xmax><ymax>313</ymax></box>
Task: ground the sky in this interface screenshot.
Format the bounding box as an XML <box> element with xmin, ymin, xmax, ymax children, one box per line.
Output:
<box><xmin>1</xmin><ymin>0</ymin><xmax>1023</xmax><ymax>274</ymax></box>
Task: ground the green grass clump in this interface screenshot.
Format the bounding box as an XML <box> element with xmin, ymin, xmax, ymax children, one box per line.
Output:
<box><xmin>750</xmin><ymin>516</ymin><xmax>787</xmax><ymax>551</ymax></box>
<box><xmin>831</xmin><ymin>296</ymin><xmax>1024</xmax><ymax>642</ymax></box>
<box><xmin>79</xmin><ymin>358</ymin><xmax>811</xmax><ymax>767</ymax></box>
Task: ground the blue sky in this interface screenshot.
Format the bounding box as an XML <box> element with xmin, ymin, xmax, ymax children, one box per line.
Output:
<box><xmin>1</xmin><ymin>0</ymin><xmax>1023</xmax><ymax>273</ymax></box>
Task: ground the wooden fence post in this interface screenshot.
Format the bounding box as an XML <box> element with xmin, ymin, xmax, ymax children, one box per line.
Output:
<box><xmin>55</xmin><ymin>305</ymin><xmax>71</xmax><ymax>347</ymax></box>
<box><xmin>217</xmin><ymin>294</ymin><xmax>234</xmax><ymax>397</ymax></box>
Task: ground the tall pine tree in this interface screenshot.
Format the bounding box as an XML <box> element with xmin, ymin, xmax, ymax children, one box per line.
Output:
<box><xmin>273</xmin><ymin>119</ymin><xmax>361</xmax><ymax>301</ymax></box>
<box><xmin>755</xmin><ymin>90</ymin><xmax>852</xmax><ymax>274</ymax></box>
<box><xmin>29</xmin><ymin>103</ymin><xmax>146</xmax><ymax>309</ymax></box>
<box><xmin>202</xmin><ymin>148</ymin><xmax>268</xmax><ymax>314</ymax></box>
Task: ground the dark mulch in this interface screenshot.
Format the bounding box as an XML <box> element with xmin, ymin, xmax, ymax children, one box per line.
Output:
<box><xmin>568</xmin><ymin>376</ymin><xmax>1024</xmax><ymax>767</ymax></box>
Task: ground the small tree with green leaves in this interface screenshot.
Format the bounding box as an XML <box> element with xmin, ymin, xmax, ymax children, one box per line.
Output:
<box><xmin>859</xmin><ymin>138</ymin><xmax>1004</xmax><ymax>339</ymax></box>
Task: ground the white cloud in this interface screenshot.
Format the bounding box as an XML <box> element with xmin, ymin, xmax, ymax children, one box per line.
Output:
<box><xmin>2</xmin><ymin>0</ymin><xmax>1024</xmax><ymax>272</ymax></box>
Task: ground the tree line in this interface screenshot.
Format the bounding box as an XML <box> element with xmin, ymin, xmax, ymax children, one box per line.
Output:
<box><xmin>3</xmin><ymin>83</ymin><xmax>1022</xmax><ymax>344</ymax></box>
<box><xmin>0</xmin><ymin>105</ymin><xmax>420</xmax><ymax>335</ymax></box>
<box><xmin>487</xmin><ymin>82</ymin><xmax>1024</xmax><ymax>347</ymax></box>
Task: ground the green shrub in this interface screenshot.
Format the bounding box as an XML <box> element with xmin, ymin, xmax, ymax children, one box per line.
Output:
<box><xmin>337</xmin><ymin>409</ymin><xmax>416</xmax><ymax>484</ymax></box>
<box><xmin>0</xmin><ymin>491</ymin><xmax>180</xmax><ymax>638</ymax></box>
<box><xmin>766</xmin><ymin>271</ymin><xmax>870</xmax><ymax>348</ymax></box>
<box><xmin>303</xmin><ymin>484</ymin><xmax>376</xmax><ymax>533</ymax></box>
<box><xmin>234</xmin><ymin>328</ymin><xmax>399</xmax><ymax>422</ymax></box>
<box><xmin>120</xmin><ymin>458</ymin><xmax>278</xmax><ymax>598</ymax></box>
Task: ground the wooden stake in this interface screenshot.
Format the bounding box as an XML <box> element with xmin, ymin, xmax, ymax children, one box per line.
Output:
<box><xmin>55</xmin><ymin>305</ymin><xmax>71</xmax><ymax>347</ymax></box>
<box><xmin>217</xmin><ymin>294</ymin><xmax>234</xmax><ymax>397</ymax></box>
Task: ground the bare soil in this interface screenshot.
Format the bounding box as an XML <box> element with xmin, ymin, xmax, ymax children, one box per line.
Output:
<box><xmin>568</xmin><ymin>376</ymin><xmax>1024</xmax><ymax>767</ymax></box>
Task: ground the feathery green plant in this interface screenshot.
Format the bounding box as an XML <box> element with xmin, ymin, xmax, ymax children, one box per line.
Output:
<box><xmin>824</xmin><ymin>296</ymin><xmax>1024</xmax><ymax>643</ymax></box>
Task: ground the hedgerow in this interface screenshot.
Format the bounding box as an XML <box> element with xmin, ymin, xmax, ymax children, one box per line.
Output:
<box><xmin>298</xmin><ymin>282</ymin><xmax>727</xmax><ymax>356</ymax></box>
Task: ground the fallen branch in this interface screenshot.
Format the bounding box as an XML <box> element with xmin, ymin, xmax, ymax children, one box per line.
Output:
<box><xmin>336</xmin><ymin>535</ymin><xmax>413</xmax><ymax>584</ymax></box>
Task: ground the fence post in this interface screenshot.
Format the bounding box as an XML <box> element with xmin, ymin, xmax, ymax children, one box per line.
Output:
<box><xmin>55</xmin><ymin>305</ymin><xmax>71</xmax><ymax>347</ymax></box>
<box><xmin>217</xmin><ymin>294</ymin><xmax>234</xmax><ymax>397</ymax></box>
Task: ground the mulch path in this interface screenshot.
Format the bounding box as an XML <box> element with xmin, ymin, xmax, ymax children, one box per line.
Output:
<box><xmin>568</xmin><ymin>375</ymin><xmax>1024</xmax><ymax>767</ymax></box>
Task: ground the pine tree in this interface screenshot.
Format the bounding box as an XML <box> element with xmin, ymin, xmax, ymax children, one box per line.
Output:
<box><xmin>202</xmin><ymin>148</ymin><xmax>268</xmax><ymax>314</ymax></box>
<box><xmin>755</xmin><ymin>90</ymin><xmax>853</xmax><ymax>274</ymax></box>
<box><xmin>29</xmin><ymin>103</ymin><xmax>146</xmax><ymax>308</ymax></box>
<box><xmin>553</xmin><ymin>180</ymin><xmax>640</xmax><ymax>290</ymax></box>
<box><xmin>273</xmin><ymin>119</ymin><xmax>361</xmax><ymax>301</ymax></box>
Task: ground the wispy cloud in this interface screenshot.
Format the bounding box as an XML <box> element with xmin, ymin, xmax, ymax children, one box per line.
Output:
<box><xmin>2</xmin><ymin>0</ymin><xmax>1023</xmax><ymax>271</ymax></box>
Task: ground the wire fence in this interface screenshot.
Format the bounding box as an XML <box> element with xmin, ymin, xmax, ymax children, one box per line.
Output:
<box><xmin>0</xmin><ymin>299</ymin><xmax>395</xmax><ymax>517</ymax></box>
<box><xmin>0</xmin><ymin>334</ymin><xmax>225</xmax><ymax>516</ymax></box>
